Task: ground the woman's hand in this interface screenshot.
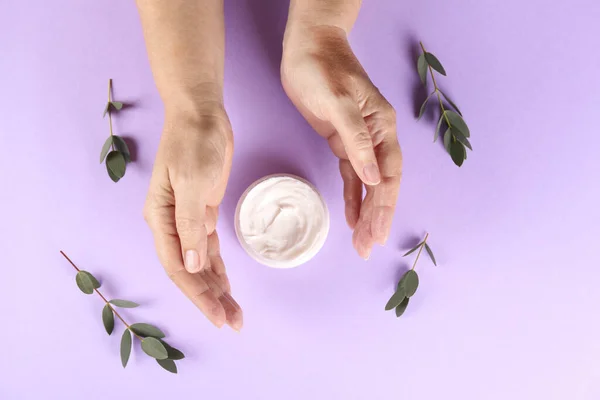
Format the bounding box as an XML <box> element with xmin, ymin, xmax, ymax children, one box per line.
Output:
<box><xmin>143</xmin><ymin>106</ymin><xmax>243</xmax><ymax>331</ymax></box>
<box><xmin>281</xmin><ymin>25</ymin><xmax>402</xmax><ymax>259</ymax></box>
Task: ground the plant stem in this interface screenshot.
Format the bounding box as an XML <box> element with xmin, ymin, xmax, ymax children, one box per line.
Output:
<box><xmin>107</xmin><ymin>79</ymin><xmax>115</xmax><ymax>151</ymax></box>
<box><xmin>60</xmin><ymin>250</ymin><xmax>142</xmax><ymax>340</ymax></box>
<box><xmin>410</xmin><ymin>233</ymin><xmax>429</xmax><ymax>271</ymax></box>
<box><xmin>419</xmin><ymin>42</ymin><xmax>453</xmax><ymax>135</ymax></box>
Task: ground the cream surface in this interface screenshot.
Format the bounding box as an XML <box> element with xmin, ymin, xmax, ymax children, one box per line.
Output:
<box><xmin>238</xmin><ymin>176</ymin><xmax>328</xmax><ymax>267</ymax></box>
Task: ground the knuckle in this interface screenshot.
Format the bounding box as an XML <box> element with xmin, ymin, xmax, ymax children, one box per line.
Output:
<box><xmin>352</xmin><ymin>131</ymin><xmax>374</xmax><ymax>152</ymax></box>
<box><xmin>383</xmin><ymin>102</ymin><xmax>396</xmax><ymax>119</ymax></box>
<box><xmin>142</xmin><ymin>200</ymin><xmax>156</xmax><ymax>225</ymax></box>
<box><xmin>175</xmin><ymin>216</ymin><xmax>204</xmax><ymax>235</ymax></box>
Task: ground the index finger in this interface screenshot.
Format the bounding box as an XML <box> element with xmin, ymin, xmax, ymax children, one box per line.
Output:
<box><xmin>152</xmin><ymin>228</ymin><xmax>228</xmax><ymax>328</ymax></box>
<box><xmin>369</xmin><ymin>120</ymin><xmax>402</xmax><ymax>245</ymax></box>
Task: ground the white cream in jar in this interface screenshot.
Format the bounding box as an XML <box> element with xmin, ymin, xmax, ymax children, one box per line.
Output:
<box><xmin>234</xmin><ymin>174</ymin><xmax>329</xmax><ymax>268</ymax></box>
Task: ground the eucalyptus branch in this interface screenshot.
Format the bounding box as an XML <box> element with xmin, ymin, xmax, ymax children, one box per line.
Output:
<box><xmin>60</xmin><ymin>251</ymin><xmax>184</xmax><ymax>373</ymax></box>
<box><xmin>416</xmin><ymin>41</ymin><xmax>472</xmax><ymax>167</ymax></box>
<box><xmin>385</xmin><ymin>233</ymin><xmax>437</xmax><ymax>317</ymax></box>
<box><xmin>107</xmin><ymin>79</ymin><xmax>115</xmax><ymax>151</ymax></box>
<box><xmin>100</xmin><ymin>78</ymin><xmax>131</xmax><ymax>182</ymax></box>
<box><xmin>409</xmin><ymin>232</ymin><xmax>429</xmax><ymax>271</ymax></box>
<box><xmin>419</xmin><ymin>43</ymin><xmax>451</xmax><ymax>128</ymax></box>
<box><xmin>60</xmin><ymin>251</ymin><xmax>140</xmax><ymax>338</ymax></box>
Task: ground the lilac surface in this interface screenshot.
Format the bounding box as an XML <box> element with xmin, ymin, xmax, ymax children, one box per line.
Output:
<box><xmin>1</xmin><ymin>1</ymin><xmax>600</xmax><ymax>399</ymax></box>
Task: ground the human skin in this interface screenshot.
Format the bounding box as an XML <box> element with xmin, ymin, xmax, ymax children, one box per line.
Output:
<box><xmin>136</xmin><ymin>0</ymin><xmax>401</xmax><ymax>330</ymax></box>
<box><xmin>282</xmin><ymin>0</ymin><xmax>402</xmax><ymax>259</ymax></box>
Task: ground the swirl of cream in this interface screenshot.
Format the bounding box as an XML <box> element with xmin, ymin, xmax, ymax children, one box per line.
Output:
<box><xmin>237</xmin><ymin>175</ymin><xmax>329</xmax><ymax>268</ymax></box>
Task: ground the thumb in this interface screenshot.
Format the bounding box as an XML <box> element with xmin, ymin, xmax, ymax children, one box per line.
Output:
<box><xmin>175</xmin><ymin>183</ymin><xmax>209</xmax><ymax>274</ymax></box>
<box><xmin>327</xmin><ymin>97</ymin><xmax>381</xmax><ymax>186</ymax></box>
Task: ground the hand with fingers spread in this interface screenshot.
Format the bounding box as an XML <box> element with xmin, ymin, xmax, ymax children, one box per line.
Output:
<box><xmin>282</xmin><ymin>2</ymin><xmax>402</xmax><ymax>259</ymax></box>
<box><xmin>137</xmin><ymin>0</ymin><xmax>242</xmax><ymax>330</ymax></box>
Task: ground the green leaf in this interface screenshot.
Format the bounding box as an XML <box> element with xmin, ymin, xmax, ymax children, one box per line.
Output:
<box><xmin>159</xmin><ymin>340</ymin><xmax>185</xmax><ymax>360</ymax></box>
<box><xmin>157</xmin><ymin>359</ymin><xmax>178</xmax><ymax>374</ymax></box>
<box><xmin>399</xmin><ymin>270</ymin><xmax>419</xmax><ymax>297</ymax></box>
<box><xmin>450</xmin><ymin>140</ymin><xmax>466</xmax><ymax>167</ymax></box>
<box><xmin>141</xmin><ymin>337</ymin><xmax>168</xmax><ymax>360</ymax></box>
<box><xmin>99</xmin><ymin>136</ymin><xmax>113</xmax><ymax>163</ymax></box>
<box><xmin>434</xmin><ymin>113</ymin><xmax>444</xmax><ymax>142</ymax></box>
<box><xmin>106</xmin><ymin>162</ymin><xmax>120</xmax><ymax>182</ymax></box>
<box><xmin>452</xmin><ymin>128</ymin><xmax>472</xmax><ymax>151</ymax></box>
<box><xmin>75</xmin><ymin>271</ymin><xmax>94</xmax><ymax>294</ymax></box>
<box><xmin>385</xmin><ymin>287</ymin><xmax>406</xmax><ymax>311</ymax></box>
<box><xmin>112</xmin><ymin>136</ymin><xmax>131</xmax><ymax>163</ymax></box>
<box><xmin>106</xmin><ymin>150</ymin><xmax>126</xmax><ymax>179</ymax></box>
<box><xmin>109</xmin><ymin>299</ymin><xmax>139</xmax><ymax>308</ymax></box>
<box><xmin>395</xmin><ymin>297</ymin><xmax>410</xmax><ymax>317</ymax></box>
<box><xmin>424</xmin><ymin>243</ymin><xmax>437</xmax><ymax>266</ymax></box>
<box><xmin>445</xmin><ymin>110</ymin><xmax>470</xmax><ymax>137</ymax></box>
<box><xmin>111</xmin><ymin>101</ymin><xmax>123</xmax><ymax>110</ymax></box>
<box><xmin>103</xmin><ymin>102</ymin><xmax>110</xmax><ymax>117</ymax></box>
<box><xmin>443</xmin><ymin>128</ymin><xmax>452</xmax><ymax>153</ymax></box>
<box><xmin>80</xmin><ymin>271</ymin><xmax>100</xmax><ymax>289</ymax></box>
<box><xmin>424</xmin><ymin>52</ymin><xmax>446</xmax><ymax>75</ymax></box>
<box><xmin>120</xmin><ymin>329</ymin><xmax>132</xmax><ymax>368</ymax></box>
<box><xmin>417</xmin><ymin>53</ymin><xmax>428</xmax><ymax>84</ymax></box>
<box><xmin>102</xmin><ymin>304</ymin><xmax>114</xmax><ymax>335</ymax></box>
<box><xmin>403</xmin><ymin>242</ymin><xmax>423</xmax><ymax>257</ymax></box>
<box><xmin>440</xmin><ymin>91</ymin><xmax>462</xmax><ymax>116</ymax></box>
<box><xmin>417</xmin><ymin>93</ymin><xmax>433</xmax><ymax>120</ymax></box>
<box><xmin>130</xmin><ymin>323</ymin><xmax>165</xmax><ymax>338</ymax></box>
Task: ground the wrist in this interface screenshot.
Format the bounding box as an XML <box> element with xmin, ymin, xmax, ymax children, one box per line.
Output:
<box><xmin>162</xmin><ymin>81</ymin><xmax>224</xmax><ymax>120</ymax></box>
<box><xmin>285</xmin><ymin>0</ymin><xmax>360</xmax><ymax>43</ymax></box>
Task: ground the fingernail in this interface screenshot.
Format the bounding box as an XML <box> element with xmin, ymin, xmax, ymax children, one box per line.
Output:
<box><xmin>185</xmin><ymin>250</ymin><xmax>200</xmax><ymax>273</ymax></box>
<box><xmin>363</xmin><ymin>163</ymin><xmax>381</xmax><ymax>185</ymax></box>
<box><xmin>363</xmin><ymin>247</ymin><xmax>372</xmax><ymax>261</ymax></box>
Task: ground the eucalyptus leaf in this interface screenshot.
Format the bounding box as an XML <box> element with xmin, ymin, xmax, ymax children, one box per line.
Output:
<box><xmin>106</xmin><ymin>150</ymin><xmax>126</xmax><ymax>179</ymax></box>
<box><xmin>120</xmin><ymin>329</ymin><xmax>132</xmax><ymax>368</ymax></box>
<box><xmin>400</xmin><ymin>270</ymin><xmax>419</xmax><ymax>297</ymax></box>
<box><xmin>159</xmin><ymin>340</ymin><xmax>185</xmax><ymax>360</ymax></box>
<box><xmin>102</xmin><ymin>304</ymin><xmax>114</xmax><ymax>335</ymax></box>
<box><xmin>99</xmin><ymin>136</ymin><xmax>113</xmax><ymax>163</ymax></box>
<box><xmin>418</xmin><ymin>93</ymin><xmax>433</xmax><ymax>120</ymax></box>
<box><xmin>424</xmin><ymin>52</ymin><xmax>446</xmax><ymax>75</ymax></box>
<box><xmin>103</xmin><ymin>102</ymin><xmax>110</xmax><ymax>118</ymax></box>
<box><xmin>445</xmin><ymin>110</ymin><xmax>470</xmax><ymax>137</ymax></box>
<box><xmin>403</xmin><ymin>242</ymin><xmax>423</xmax><ymax>257</ymax></box>
<box><xmin>112</xmin><ymin>136</ymin><xmax>131</xmax><ymax>163</ymax></box>
<box><xmin>395</xmin><ymin>297</ymin><xmax>410</xmax><ymax>317</ymax></box>
<box><xmin>130</xmin><ymin>323</ymin><xmax>165</xmax><ymax>338</ymax></box>
<box><xmin>385</xmin><ymin>288</ymin><xmax>406</xmax><ymax>311</ymax></box>
<box><xmin>157</xmin><ymin>359</ymin><xmax>177</xmax><ymax>374</ymax></box>
<box><xmin>79</xmin><ymin>271</ymin><xmax>100</xmax><ymax>289</ymax></box>
<box><xmin>417</xmin><ymin>53</ymin><xmax>428</xmax><ymax>84</ymax></box>
<box><xmin>106</xmin><ymin>162</ymin><xmax>120</xmax><ymax>183</ymax></box>
<box><xmin>141</xmin><ymin>337</ymin><xmax>168</xmax><ymax>360</ymax></box>
<box><xmin>109</xmin><ymin>299</ymin><xmax>139</xmax><ymax>308</ymax></box>
<box><xmin>452</xmin><ymin>128</ymin><xmax>472</xmax><ymax>151</ymax></box>
<box><xmin>443</xmin><ymin>128</ymin><xmax>452</xmax><ymax>153</ymax></box>
<box><xmin>434</xmin><ymin>113</ymin><xmax>444</xmax><ymax>142</ymax></box>
<box><xmin>75</xmin><ymin>271</ymin><xmax>94</xmax><ymax>294</ymax></box>
<box><xmin>440</xmin><ymin>90</ymin><xmax>462</xmax><ymax>116</ymax></box>
<box><xmin>424</xmin><ymin>243</ymin><xmax>437</xmax><ymax>266</ymax></box>
<box><xmin>111</xmin><ymin>101</ymin><xmax>123</xmax><ymax>110</ymax></box>
<box><xmin>450</xmin><ymin>140</ymin><xmax>466</xmax><ymax>167</ymax></box>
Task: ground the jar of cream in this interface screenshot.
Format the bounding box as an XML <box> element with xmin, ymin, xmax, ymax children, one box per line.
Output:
<box><xmin>234</xmin><ymin>174</ymin><xmax>330</xmax><ymax>268</ymax></box>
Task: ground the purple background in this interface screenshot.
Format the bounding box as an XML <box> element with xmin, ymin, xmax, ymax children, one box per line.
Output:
<box><xmin>2</xmin><ymin>1</ymin><xmax>600</xmax><ymax>399</ymax></box>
